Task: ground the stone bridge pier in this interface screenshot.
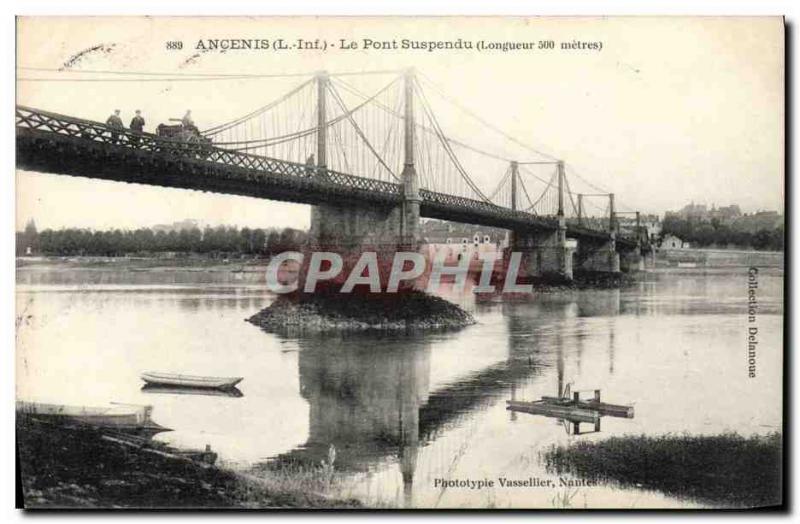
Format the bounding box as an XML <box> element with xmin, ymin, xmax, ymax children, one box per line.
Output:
<box><xmin>306</xmin><ymin>193</ymin><xmax>420</xmax><ymax>290</ymax></box>
<box><xmin>574</xmin><ymin>234</ymin><xmax>621</xmax><ymax>274</ymax></box>
<box><xmin>618</xmin><ymin>243</ymin><xmax>645</xmax><ymax>273</ymax></box>
<box><xmin>309</xmin><ymin>197</ymin><xmax>420</xmax><ymax>252</ymax></box>
<box><xmin>511</xmin><ymin>219</ymin><xmax>575</xmax><ymax>282</ymax></box>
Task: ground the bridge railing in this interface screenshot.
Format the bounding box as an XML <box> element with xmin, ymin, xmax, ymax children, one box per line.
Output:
<box><xmin>16</xmin><ymin>106</ymin><xmax>636</xmax><ymax>244</ymax></box>
<box><xmin>16</xmin><ymin>105</ymin><xmax>403</xmax><ymax>198</ymax></box>
<box><xmin>419</xmin><ymin>189</ymin><xmax>558</xmax><ymax>229</ymax></box>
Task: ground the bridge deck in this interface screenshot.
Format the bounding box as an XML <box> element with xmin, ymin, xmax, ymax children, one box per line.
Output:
<box><xmin>15</xmin><ymin>106</ymin><xmax>637</xmax><ymax>248</ymax></box>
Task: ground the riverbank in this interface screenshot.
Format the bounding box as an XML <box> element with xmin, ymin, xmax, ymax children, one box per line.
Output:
<box><xmin>543</xmin><ymin>432</ymin><xmax>782</xmax><ymax>508</ymax></box>
<box><xmin>656</xmin><ymin>247</ymin><xmax>784</xmax><ymax>269</ymax></box>
<box><xmin>16</xmin><ymin>255</ymin><xmax>269</xmax><ymax>273</ymax></box>
<box><xmin>17</xmin><ymin>416</ymin><xmax>360</xmax><ymax>509</ymax></box>
<box><xmin>247</xmin><ymin>290</ymin><xmax>475</xmax><ymax>333</ymax></box>
<box><xmin>17</xmin><ymin>256</ymin><xmax>644</xmax><ymax>287</ymax></box>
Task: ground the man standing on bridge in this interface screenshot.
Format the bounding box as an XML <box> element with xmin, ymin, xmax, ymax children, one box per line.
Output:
<box><xmin>106</xmin><ymin>109</ymin><xmax>124</xmax><ymax>144</ymax></box>
<box><xmin>181</xmin><ymin>110</ymin><xmax>196</xmax><ymax>132</ymax></box>
<box><xmin>305</xmin><ymin>154</ymin><xmax>315</xmax><ymax>176</ymax></box>
<box><xmin>129</xmin><ymin>110</ymin><xmax>145</xmax><ymax>145</ymax></box>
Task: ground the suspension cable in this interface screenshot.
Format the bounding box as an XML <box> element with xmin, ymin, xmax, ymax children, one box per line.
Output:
<box><xmin>517</xmin><ymin>174</ymin><xmax>536</xmax><ymax>213</ymax></box>
<box><xmin>487</xmin><ymin>166</ymin><xmax>512</xmax><ymax>202</ymax></box>
<box><xmin>414</xmin><ymin>77</ymin><xmax>492</xmax><ymax>203</ymax></box>
<box><xmin>524</xmin><ymin>169</ymin><xmax>557</xmax><ymax>213</ymax></box>
<box><xmin>213</xmin><ymin>76</ymin><xmax>400</xmax><ymax>148</ymax></box>
<box><xmin>333</xmin><ymin>77</ymin><xmax>512</xmax><ymax>164</ymax></box>
<box><xmin>18</xmin><ymin>65</ymin><xmax>403</xmax><ymax>79</ymax></box>
<box><xmin>327</xmin><ymin>79</ymin><xmax>401</xmax><ymax>181</ymax></box>
<box><xmin>202</xmin><ymin>78</ymin><xmax>314</xmax><ymax>135</ymax></box>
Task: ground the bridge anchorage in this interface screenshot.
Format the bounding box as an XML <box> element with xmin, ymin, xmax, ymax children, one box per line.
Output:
<box><xmin>15</xmin><ymin>67</ymin><xmax>650</xmax><ymax>284</ymax></box>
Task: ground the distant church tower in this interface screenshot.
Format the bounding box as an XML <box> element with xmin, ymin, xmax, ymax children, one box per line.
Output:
<box><xmin>22</xmin><ymin>219</ymin><xmax>38</xmax><ymax>255</ymax></box>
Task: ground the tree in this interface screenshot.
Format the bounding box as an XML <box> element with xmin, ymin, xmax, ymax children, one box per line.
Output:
<box><xmin>19</xmin><ymin>219</ymin><xmax>39</xmax><ymax>254</ymax></box>
<box><xmin>251</xmin><ymin>229</ymin><xmax>267</xmax><ymax>255</ymax></box>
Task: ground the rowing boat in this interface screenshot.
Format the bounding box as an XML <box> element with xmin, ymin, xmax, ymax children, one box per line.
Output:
<box><xmin>140</xmin><ymin>371</ymin><xmax>243</xmax><ymax>390</ymax></box>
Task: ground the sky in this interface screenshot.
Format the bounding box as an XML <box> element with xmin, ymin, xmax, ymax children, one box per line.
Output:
<box><xmin>15</xmin><ymin>16</ymin><xmax>784</xmax><ymax>231</ymax></box>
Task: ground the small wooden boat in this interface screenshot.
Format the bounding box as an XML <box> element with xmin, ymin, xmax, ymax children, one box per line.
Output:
<box><xmin>140</xmin><ymin>371</ymin><xmax>243</xmax><ymax>390</ymax></box>
<box><xmin>16</xmin><ymin>401</ymin><xmax>171</xmax><ymax>437</ymax></box>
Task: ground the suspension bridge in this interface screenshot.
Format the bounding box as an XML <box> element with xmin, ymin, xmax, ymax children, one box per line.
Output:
<box><xmin>15</xmin><ymin>67</ymin><xmax>650</xmax><ymax>279</ymax></box>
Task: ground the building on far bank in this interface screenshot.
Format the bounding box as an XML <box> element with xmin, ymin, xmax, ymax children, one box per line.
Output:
<box><xmin>666</xmin><ymin>202</ymin><xmax>745</xmax><ymax>225</ymax></box>
<box><xmin>710</xmin><ymin>204</ymin><xmax>742</xmax><ymax>222</ymax></box>
<box><xmin>643</xmin><ymin>216</ymin><xmax>662</xmax><ymax>242</ymax></box>
<box><xmin>660</xmin><ymin>234</ymin><xmax>689</xmax><ymax>249</ymax></box>
<box><xmin>675</xmin><ymin>202</ymin><xmax>708</xmax><ymax>220</ymax></box>
<box><xmin>617</xmin><ymin>214</ymin><xmax>661</xmax><ymax>242</ymax></box>
<box><xmin>419</xmin><ymin>219</ymin><xmax>507</xmax><ymax>268</ymax></box>
<box><xmin>152</xmin><ymin>219</ymin><xmax>204</xmax><ymax>233</ymax></box>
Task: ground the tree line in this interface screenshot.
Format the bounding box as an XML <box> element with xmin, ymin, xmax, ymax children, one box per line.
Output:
<box><xmin>661</xmin><ymin>216</ymin><xmax>783</xmax><ymax>251</ymax></box>
<box><xmin>16</xmin><ymin>224</ymin><xmax>308</xmax><ymax>257</ymax></box>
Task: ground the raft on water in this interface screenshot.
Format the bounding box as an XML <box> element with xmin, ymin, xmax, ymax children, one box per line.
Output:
<box><xmin>506</xmin><ymin>400</ymin><xmax>600</xmax><ymax>423</ymax></box>
<box><xmin>507</xmin><ymin>389</ymin><xmax>634</xmax><ymax>422</ymax></box>
<box><xmin>540</xmin><ymin>391</ymin><xmax>634</xmax><ymax>419</ymax></box>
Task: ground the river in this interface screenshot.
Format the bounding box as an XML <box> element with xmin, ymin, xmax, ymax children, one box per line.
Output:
<box><xmin>15</xmin><ymin>261</ymin><xmax>783</xmax><ymax>509</ymax></box>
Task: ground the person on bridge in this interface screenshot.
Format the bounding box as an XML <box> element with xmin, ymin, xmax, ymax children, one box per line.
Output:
<box><xmin>181</xmin><ymin>110</ymin><xmax>196</xmax><ymax>132</ymax></box>
<box><xmin>130</xmin><ymin>110</ymin><xmax>145</xmax><ymax>132</ymax></box>
<box><xmin>129</xmin><ymin>110</ymin><xmax>145</xmax><ymax>145</ymax></box>
<box><xmin>106</xmin><ymin>109</ymin><xmax>124</xmax><ymax>143</ymax></box>
<box><xmin>305</xmin><ymin>154</ymin><xmax>316</xmax><ymax>177</ymax></box>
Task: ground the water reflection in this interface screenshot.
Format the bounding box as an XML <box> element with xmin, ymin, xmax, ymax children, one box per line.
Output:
<box><xmin>577</xmin><ymin>290</ymin><xmax>620</xmax><ymax>317</ymax></box>
<box><xmin>261</xmin><ymin>289</ymin><xmax>629</xmax><ymax>505</ymax></box>
<box><xmin>141</xmin><ymin>384</ymin><xmax>244</xmax><ymax>398</ymax></box>
<box><xmin>507</xmin><ymin>324</ymin><xmax>633</xmax><ymax>437</ymax></box>
<box><xmin>270</xmin><ymin>334</ymin><xmax>429</xmax><ymax>479</ymax></box>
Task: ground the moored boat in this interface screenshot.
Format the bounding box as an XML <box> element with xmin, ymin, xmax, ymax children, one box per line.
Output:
<box><xmin>16</xmin><ymin>401</ymin><xmax>171</xmax><ymax>437</ymax></box>
<box><xmin>140</xmin><ymin>371</ymin><xmax>243</xmax><ymax>390</ymax></box>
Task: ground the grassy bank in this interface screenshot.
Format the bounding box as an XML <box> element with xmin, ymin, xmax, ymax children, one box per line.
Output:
<box><xmin>543</xmin><ymin>433</ymin><xmax>782</xmax><ymax>508</ymax></box>
<box><xmin>248</xmin><ymin>290</ymin><xmax>475</xmax><ymax>333</ymax></box>
<box><xmin>17</xmin><ymin>416</ymin><xmax>360</xmax><ymax>509</ymax></box>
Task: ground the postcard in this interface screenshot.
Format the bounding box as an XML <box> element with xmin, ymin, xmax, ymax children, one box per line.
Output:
<box><xmin>15</xmin><ymin>16</ymin><xmax>784</xmax><ymax>509</ymax></box>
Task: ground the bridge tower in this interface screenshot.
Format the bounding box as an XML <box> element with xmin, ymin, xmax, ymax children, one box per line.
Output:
<box><xmin>575</xmin><ymin>192</ymin><xmax>621</xmax><ymax>275</ymax></box>
<box><xmin>400</xmin><ymin>67</ymin><xmax>421</xmax><ymax>249</ymax></box>
<box><xmin>307</xmin><ymin>69</ymin><xmax>421</xmax><ymax>288</ymax></box>
<box><xmin>510</xmin><ymin>160</ymin><xmax>575</xmax><ymax>282</ymax></box>
<box><xmin>619</xmin><ymin>210</ymin><xmax>646</xmax><ymax>272</ymax></box>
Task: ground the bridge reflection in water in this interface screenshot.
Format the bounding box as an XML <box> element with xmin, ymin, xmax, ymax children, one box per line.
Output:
<box><xmin>262</xmin><ymin>290</ymin><xmax>622</xmax><ymax>507</ymax></box>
